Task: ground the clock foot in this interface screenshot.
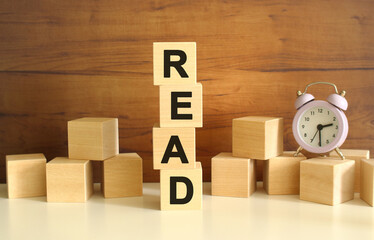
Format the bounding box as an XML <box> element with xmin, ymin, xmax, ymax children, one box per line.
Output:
<box><xmin>334</xmin><ymin>147</ymin><xmax>345</xmax><ymax>160</ymax></box>
<box><xmin>294</xmin><ymin>146</ymin><xmax>303</xmax><ymax>157</ymax></box>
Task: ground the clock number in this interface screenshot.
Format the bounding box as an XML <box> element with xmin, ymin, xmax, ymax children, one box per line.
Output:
<box><xmin>318</xmin><ymin>108</ymin><xmax>323</xmax><ymax>113</ymax></box>
<box><xmin>336</xmin><ymin>125</ymin><xmax>339</xmax><ymax>129</ymax></box>
<box><xmin>302</xmin><ymin>125</ymin><xmax>305</xmax><ymax>129</ymax></box>
<box><xmin>333</xmin><ymin>134</ymin><xmax>336</xmax><ymax>138</ymax></box>
<box><xmin>304</xmin><ymin>133</ymin><xmax>307</xmax><ymax>137</ymax></box>
<box><xmin>327</xmin><ymin>111</ymin><xmax>330</xmax><ymax>115</ymax></box>
<box><xmin>305</xmin><ymin>117</ymin><xmax>310</xmax><ymax>121</ymax></box>
<box><xmin>333</xmin><ymin>117</ymin><xmax>336</xmax><ymax>121</ymax></box>
<box><xmin>310</xmin><ymin>111</ymin><xmax>315</xmax><ymax>116</ymax></box>
<box><xmin>326</xmin><ymin>140</ymin><xmax>329</xmax><ymax>144</ymax></box>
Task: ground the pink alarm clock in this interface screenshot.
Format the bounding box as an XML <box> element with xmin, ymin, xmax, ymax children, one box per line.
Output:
<box><xmin>292</xmin><ymin>82</ymin><xmax>348</xmax><ymax>159</ymax></box>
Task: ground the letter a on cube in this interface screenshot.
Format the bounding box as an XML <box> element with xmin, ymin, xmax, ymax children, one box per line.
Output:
<box><xmin>153</xmin><ymin>124</ymin><xmax>196</xmax><ymax>169</ymax></box>
<box><xmin>153</xmin><ymin>42</ymin><xmax>196</xmax><ymax>85</ymax></box>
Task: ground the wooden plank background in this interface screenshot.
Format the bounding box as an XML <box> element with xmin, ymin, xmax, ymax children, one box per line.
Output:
<box><xmin>0</xmin><ymin>0</ymin><xmax>373</xmax><ymax>183</ymax></box>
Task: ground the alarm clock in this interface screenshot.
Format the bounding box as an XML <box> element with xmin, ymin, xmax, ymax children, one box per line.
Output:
<box><xmin>292</xmin><ymin>82</ymin><xmax>348</xmax><ymax>159</ymax></box>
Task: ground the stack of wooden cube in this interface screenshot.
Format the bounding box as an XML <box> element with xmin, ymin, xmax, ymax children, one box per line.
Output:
<box><xmin>211</xmin><ymin>116</ymin><xmax>300</xmax><ymax>198</ymax></box>
<box><xmin>153</xmin><ymin>42</ymin><xmax>203</xmax><ymax>210</ymax></box>
<box><xmin>211</xmin><ymin>116</ymin><xmax>374</xmax><ymax>207</ymax></box>
<box><xmin>6</xmin><ymin>117</ymin><xmax>143</xmax><ymax>202</ymax></box>
<box><xmin>211</xmin><ymin>116</ymin><xmax>347</xmax><ymax>201</ymax></box>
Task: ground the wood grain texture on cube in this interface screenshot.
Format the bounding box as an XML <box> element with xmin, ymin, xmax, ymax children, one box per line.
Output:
<box><xmin>360</xmin><ymin>159</ymin><xmax>374</xmax><ymax>206</ymax></box>
<box><xmin>47</xmin><ymin>157</ymin><xmax>93</xmax><ymax>203</ymax></box>
<box><xmin>211</xmin><ymin>152</ymin><xmax>256</xmax><ymax>198</ymax></box>
<box><xmin>154</xmin><ymin>42</ymin><xmax>196</xmax><ymax>86</ymax></box>
<box><xmin>153</xmin><ymin>124</ymin><xmax>195</xmax><ymax>169</ymax></box>
<box><xmin>103</xmin><ymin>153</ymin><xmax>143</xmax><ymax>198</ymax></box>
<box><xmin>6</xmin><ymin>153</ymin><xmax>46</xmax><ymax>198</ymax></box>
<box><xmin>68</xmin><ymin>117</ymin><xmax>119</xmax><ymax>160</ymax></box>
<box><xmin>232</xmin><ymin>116</ymin><xmax>283</xmax><ymax>160</ymax></box>
<box><xmin>300</xmin><ymin>158</ymin><xmax>355</xmax><ymax>206</ymax></box>
<box><xmin>330</xmin><ymin>149</ymin><xmax>370</xmax><ymax>192</ymax></box>
<box><xmin>159</xmin><ymin>83</ymin><xmax>202</xmax><ymax>128</ymax></box>
<box><xmin>160</xmin><ymin>162</ymin><xmax>202</xmax><ymax>210</ymax></box>
<box><xmin>263</xmin><ymin>151</ymin><xmax>306</xmax><ymax>195</ymax></box>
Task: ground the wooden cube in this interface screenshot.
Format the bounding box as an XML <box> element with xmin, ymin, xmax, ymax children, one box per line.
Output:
<box><xmin>159</xmin><ymin>83</ymin><xmax>202</xmax><ymax>128</ymax></box>
<box><xmin>153</xmin><ymin>42</ymin><xmax>196</xmax><ymax>85</ymax></box>
<box><xmin>329</xmin><ymin>149</ymin><xmax>370</xmax><ymax>192</ymax></box>
<box><xmin>300</xmin><ymin>158</ymin><xmax>355</xmax><ymax>205</ymax></box>
<box><xmin>153</xmin><ymin>124</ymin><xmax>195</xmax><ymax>169</ymax></box>
<box><xmin>360</xmin><ymin>159</ymin><xmax>374</xmax><ymax>206</ymax></box>
<box><xmin>102</xmin><ymin>153</ymin><xmax>143</xmax><ymax>198</ymax></box>
<box><xmin>263</xmin><ymin>151</ymin><xmax>306</xmax><ymax>195</ymax></box>
<box><xmin>211</xmin><ymin>152</ymin><xmax>256</xmax><ymax>198</ymax></box>
<box><xmin>6</xmin><ymin>153</ymin><xmax>46</xmax><ymax>198</ymax></box>
<box><xmin>47</xmin><ymin>157</ymin><xmax>93</xmax><ymax>203</ymax></box>
<box><xmin>232</xmin><ymin>116</ymin><xmax>283</xmax><ymax>160</ymax></box>
<box><xmin>68</xmin><ymin>117</ymin><xmax>119</xmax><ymax>161</ymax></box>
<box><xmin>160</xmin><ymin>162</ymin><xmax>202</xmax><ymax>210</ymax></box>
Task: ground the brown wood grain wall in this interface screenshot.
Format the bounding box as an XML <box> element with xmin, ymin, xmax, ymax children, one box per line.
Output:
<box><xmin>1</xmin><ymin>0</ymin><xmax>374</xmax><ymax>183</ymax></box>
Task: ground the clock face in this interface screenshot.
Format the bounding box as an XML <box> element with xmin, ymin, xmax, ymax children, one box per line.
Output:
<box><xmin>298</xmin><ymin>106</ymin><xmax>339</xmax><ymax>148</ymax></box>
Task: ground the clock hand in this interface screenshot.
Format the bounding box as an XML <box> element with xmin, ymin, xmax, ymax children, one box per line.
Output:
<box><xmin>311</xmin><ymin>129</ymin><xmax>319</xmax><ymax>143</ymax></box>
<box><xmin>316</xmin><ymin>123</ymin><xmax>332</xmax><ymax>147</ymax></box>
<box><xmin>311</xmin><ymin>124</ymin><xmax>323</xmax><ymax>143</ymax></box>
<box><xmin>318</xmin><ymin>129</ymin><xmax>322</xmax><ymax>147</ymax></box>
<box><xmin>321</xmin><ymin>123</ymin><xmax>333</xmax><ymax>129</ymax></box>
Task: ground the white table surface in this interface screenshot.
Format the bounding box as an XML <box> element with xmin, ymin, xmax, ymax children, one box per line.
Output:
<box><xmin>0</xmin><ymin>182</ymin><xmax>373</xmax><ymax>240</ymax></box>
